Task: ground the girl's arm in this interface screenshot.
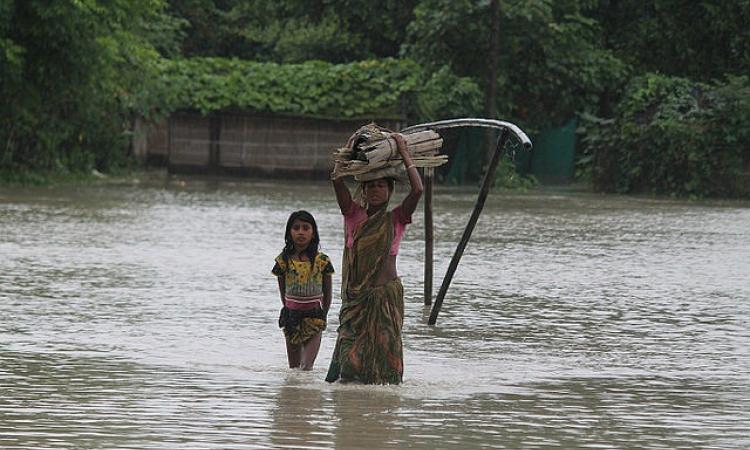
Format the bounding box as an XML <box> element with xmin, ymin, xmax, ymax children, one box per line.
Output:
<box><xmin>277</xmin><ymin>276</ymin><xmax>285</xmax><ymax>306</ymax></box>
<box><xmin>323</xmin><ymin>273</ymin><xmax>332</xmax><ymax>313</ymax></box>
<box><xmin>393</xmin><ymin>133</ymin><xmax>423</xmax><ymax>217</ymax></box>
<box><xmin>332</xmin><ymin>165</ymin><xmax>353</xmax><ymax>214</ymax></box>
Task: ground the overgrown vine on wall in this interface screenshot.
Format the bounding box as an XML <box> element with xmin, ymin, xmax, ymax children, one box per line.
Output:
<box><xmin>144</xmin><ymin>57</ymin><xmax>481</xmax><ymax>122</ymax></box>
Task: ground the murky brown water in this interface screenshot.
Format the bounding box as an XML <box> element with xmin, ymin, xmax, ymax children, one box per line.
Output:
<box><xmin>1</xmin><ymin>176</ymin><xmax>749</xmax><ymax>449</ymax></box>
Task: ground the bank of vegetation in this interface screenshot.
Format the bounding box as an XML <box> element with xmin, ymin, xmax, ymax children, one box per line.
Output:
<box><xmin>2</xmin><ymin>0</ymin><xmax>748</xmax><ymax>196</ymax></box>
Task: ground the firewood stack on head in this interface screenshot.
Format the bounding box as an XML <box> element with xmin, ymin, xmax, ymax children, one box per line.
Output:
<box><xmin>331</xmin><ymin>123</ymin><xmax>447</xmax><ymax>182</ymax></box>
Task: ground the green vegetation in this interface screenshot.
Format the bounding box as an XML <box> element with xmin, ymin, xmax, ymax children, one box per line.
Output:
<box><xmin>150</xmin><ymin>57</ymin><xmax>480</xmax><ymax>120</ymax></box>
<box><xmin>1</xmin><ymin>0</ymin><xmax>172</xmax><ymax>178</ymax></box>
<box><xmin>2</xmin><ymin>0</ymin><xmax>748</xmax><ymax>196</ymax></box>
<box><xmin>493</xmin><ymin>159</ymin><xmax>537</xmax><ymax>191</ymax></box>
<box><xmin>579</xmin><ymin>74</ymin><xmax>750</xmax><ymax>197</ymax></box>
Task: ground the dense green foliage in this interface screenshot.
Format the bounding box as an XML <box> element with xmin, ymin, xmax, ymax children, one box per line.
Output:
<box><xmin>593</xmin><ymin>0</ymin><xmax>750</xmax><ymax>82</ymax></box>
<box><xmin>166</xmin><ymin>0</ymin><xmax>415</xmax><ymax>62</ymax></box>
<box><xmin>1</xmin><ymin>0</ymin><xmax>171</xmax><ymax>174</ymax></box>
<box><xmin>579</xmin><ymin>74</ymin><xmax>750</xmax><ymax>197</ymax></box>
<box><xmin>2</xmin><ymin>0</ymin><xmax>748</xmax><ymax>195</ymax></box>
<box><xmin>149</xmin><ymin>57</ymin><xmax>480</xmax><ymax>120</ymax></box>
<box><xmin>403</xmin><ymin>0</ymin><xmax>629</xmax><ymax>129</ymax></box>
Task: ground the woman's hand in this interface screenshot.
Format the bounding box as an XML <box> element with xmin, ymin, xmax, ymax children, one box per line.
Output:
<box><xmin>330</xmin><ymin>161</ymin><xmax>341</xmax><ymax>180</ymax></box>
<box><xmin>392</xmin><ymin>133</ymin><xmax>411</xmax><ymax>163</ymax></box>
<box><xmin>392</xmin><ymin>132</ymin><xmax>423</xmax><ymax>216</ymax></box>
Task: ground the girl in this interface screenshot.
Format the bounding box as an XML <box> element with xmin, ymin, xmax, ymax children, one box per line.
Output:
<box><xmin>272</xmin><ymin>210</ymin><xmax>334</xmax><ymax>370</ymax></box>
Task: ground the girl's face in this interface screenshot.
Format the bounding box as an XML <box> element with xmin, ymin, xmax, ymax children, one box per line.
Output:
<box><xmin>364</xmin><ymin>179</ymin><xmax>391</xmax><ymax>207</ymax></box>
<box><xmin>290</xmin><ymin>219</ymin><xmax>314</xmax><ymax>250</ymax></box>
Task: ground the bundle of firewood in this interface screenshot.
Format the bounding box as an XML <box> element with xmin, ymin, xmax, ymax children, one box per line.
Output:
<box><xmin>331</xmin><ymin>123</ymin><xmax>447</xmax><ymax>181</ymax></box>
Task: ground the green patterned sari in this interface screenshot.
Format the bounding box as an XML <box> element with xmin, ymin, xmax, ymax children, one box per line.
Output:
<box><xmin>326</xmin><ymin>208</ymin><xmax>404</xmax><ymax>384</ymax></box>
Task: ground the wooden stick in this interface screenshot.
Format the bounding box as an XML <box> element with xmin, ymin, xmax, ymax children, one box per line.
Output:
<box><xmin>428</xmin><ymin>128</ymin><xmax>511</xmax><ymax>325</ymax></box>
<box><xmin>424</xmin><ymin>167</ymin><xmax>434</xmax><ymax>306</ymax></box>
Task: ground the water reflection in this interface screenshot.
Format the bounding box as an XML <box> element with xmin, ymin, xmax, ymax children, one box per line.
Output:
<box><xmin>270</xmin><ymin>375</ymin><xmax>332</xmax><ymax>449</ymax></box>
<box><xmin>331</xmin><ymin>387</ymin><xmax>403</xmax><ymax>449</ymax></box>
<box><xmin>268</xmin><ymin>375</ymin><xmax>407</xmax><ymax>449</ymax></box>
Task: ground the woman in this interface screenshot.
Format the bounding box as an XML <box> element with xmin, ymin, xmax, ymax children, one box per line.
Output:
<box><xmin>326</xmin><ymin>133</ymin><xmax>423</xmax><ymax>384</ymax></box>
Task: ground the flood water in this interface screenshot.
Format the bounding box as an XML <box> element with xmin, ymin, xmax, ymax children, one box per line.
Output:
<box><xmin>1</xmin><ymin>176</ymin><xmax>749</xmax><ymax>449</ymax></box>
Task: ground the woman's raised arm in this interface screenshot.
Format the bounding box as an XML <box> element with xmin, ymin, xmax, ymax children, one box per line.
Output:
<box><xmin>331</xmin><ymin>164</ymin><xmax>352</xmax><ymax>215</ymax></box>
<box><xmin>393</xmin><ymin>133</ymin><xmax>423</xmax><ymax>217</ymax></box>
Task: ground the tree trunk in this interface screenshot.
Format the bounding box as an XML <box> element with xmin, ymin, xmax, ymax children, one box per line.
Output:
<box><xmin>483</xmin><ymin>0</ymin><xmax>501</xmax><ymax>167</ymax></box>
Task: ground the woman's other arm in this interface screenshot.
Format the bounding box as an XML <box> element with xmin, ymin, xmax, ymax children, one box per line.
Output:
<box><xmin>332</xmin><ymin>164</ymin><xmax>353</xmax><ymax>214</ymax></box>
<box><xmin>393</xmin><ymin>133</ymin><xmax>423</xmax><ymax>217</ymax></box>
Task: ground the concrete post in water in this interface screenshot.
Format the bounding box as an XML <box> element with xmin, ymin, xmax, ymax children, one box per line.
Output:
<box><xmin>428</xmin><ymin>128</ymin><xmax>511</xmax><ymax>325</ymax></box>
<box><xmin>424</xmin><ymin>167</ymin><xmax>434</xmax><ymax>305</ymax></box>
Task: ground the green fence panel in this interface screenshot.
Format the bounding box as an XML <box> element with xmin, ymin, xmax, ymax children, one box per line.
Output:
<box><xmin>529</xmin><ymin>117</ymin><xmax>577</xmax><ymax>183</ymax></box>
<box><xmin>446</xmin><ymin>127</ymin><xmax>485</xmax><ymax>185</ymax></box>
<box><xmin>444</xmin><ymin>118</ymin><xmax>576</xmax><ymax>185</ymax></box>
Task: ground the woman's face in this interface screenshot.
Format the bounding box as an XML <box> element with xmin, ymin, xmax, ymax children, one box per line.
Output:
<box><xmin>364</xmin><ymin>179</ymin><xmax>391</xmax><ymax>207</ymax></box>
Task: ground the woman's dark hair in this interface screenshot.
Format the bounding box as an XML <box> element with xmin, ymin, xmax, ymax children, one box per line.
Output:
<box><xmin>282</xmin><ymin>210</ymin><xmax>320</xmax><ymax>266</ymax></box>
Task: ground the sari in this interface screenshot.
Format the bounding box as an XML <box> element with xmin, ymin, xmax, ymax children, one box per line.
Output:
<box><xmin>326</xmin><ymin>207</ymin><xmax>404</xmax><ymax>384</ymax></box>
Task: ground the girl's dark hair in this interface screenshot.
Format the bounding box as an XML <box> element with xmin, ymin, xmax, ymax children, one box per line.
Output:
<box><xmin>282</xmin><ymin>210</ymin><xmax>320</xmax><ymax>266</ymax></box>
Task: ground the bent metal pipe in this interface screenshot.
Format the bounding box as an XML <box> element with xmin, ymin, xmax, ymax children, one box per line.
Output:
<box><xmin>400</xmin><ymin>118</ymin><xmax>533</xmax><ymax>151</ymax></box>
<box><xmin>398</xmin><ymin>118</ymin><xmax>532</xmax><ymax>325</ymax></box>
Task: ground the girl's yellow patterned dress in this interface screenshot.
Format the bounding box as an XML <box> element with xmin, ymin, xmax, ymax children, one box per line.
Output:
<box><xmin>273</xmin><ymin>253</ymin><xmax>334</xmax><ymax>344</ymax></box>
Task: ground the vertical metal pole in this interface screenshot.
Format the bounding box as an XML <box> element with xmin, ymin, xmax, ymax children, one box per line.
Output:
<box><xmin>428</xmin><ymin>128</ymin><xmax>510</xmax><ymax>325</ymax></box>
<box><xmin>424</xmin><ymin>167</ymin><xmax>434</xmax><ymax>305</ymax></box>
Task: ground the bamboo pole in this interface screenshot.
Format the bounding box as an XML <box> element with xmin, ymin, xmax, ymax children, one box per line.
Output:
<box><xmin>428</xmin><ymin>128</ymin><xmax>511</xmax><ymax>325</ymax></box>
<box><xmin>423</xmin><ymin>167</ymin><xmax>434</xmax><ymax>305</ymax></box>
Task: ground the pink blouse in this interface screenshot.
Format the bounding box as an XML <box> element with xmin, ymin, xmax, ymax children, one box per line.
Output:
<box><xmin>343</xmin><ymin>202</ymin><xmax>411</xmax><ymax>256</ymax></box>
